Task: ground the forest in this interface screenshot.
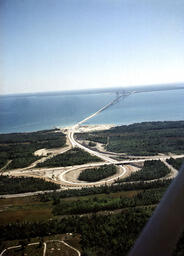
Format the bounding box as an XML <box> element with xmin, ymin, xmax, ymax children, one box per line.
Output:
<box><xmin>0</xmin><ymin>207</ymin><xmax>153</xmax><ymax>256</ymax></box>
<box><xmin>0</xmin><ymin>129</ymin><xmax>66</xmax><ymax>169</ymax></box>
<box><xmin>121</xmin><ymin>160</ymin><xmax>170</xmax><ymax>182</ymax></box>
<box><xmin>76</xmin><ymin>121</ymin><xmax>184</xmax><ymax>155</ymax></box>
<box><xmin>36</xmin><ymin>148</ymin><xmax>101</xmax><ymax>168</ymax></box>
<box><xmin>0</xmin><ymin>175</ymin><xmax>59</xmax><ymax>194</ymax></box>
<box><xmin>38</xmin><ymin>179</ymin><xmax>171</xmax><ymax>202</ymax></box>
<box><xmin>0</xmin><ymin>175</ymin><xmax>180</xmax><ymax>255</ymax></box>
<box><xmin>78</xmin><ymin>164</ymin><xmax>117</xmax><ymax>182</ymax></box>
<box><xmin>52</xmin><ymin>187</ymin><xmax>166</xmax><ymax>215</ymax></box>
<box><xmin>1</xmin><ymin>121</ymin><xmax>184</xmax><ymax>255</ymax></box>
<box><xmin>1</xmin><ymin>205</ymin><xmax>184</xmax><ymax>256</ymax></box>
<box><xmin>166</xmin><ymin>157</ymin><xmax>184</xmax><ymax>171</ymax></box>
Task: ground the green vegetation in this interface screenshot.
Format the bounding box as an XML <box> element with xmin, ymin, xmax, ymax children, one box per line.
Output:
<box><xmin>121</xmin><ymin>160</ymin><xmax>170</xmax><ymax>182</ymax></box>
<box><xmin>0</xmin><ymin>176</ymin><xmax>59</xmax><ymax>195</ymax></box>
<box><xmin>0</xmin><ymin>179</ymin><xmax>171</xmax><ymax>225</ymax></box>
<box><xmin>36</xmin><ymin>148</ymin><xmax>101</xmax><ymax>168</ymax></box>
<box><xmin>3</xmin><ymin>199</ymin><xmax>184</xmax><ymax>255</ymax></box>
<box><xmin>0</xmin><ymin>196</ymin><xmax>53</xmax><ymax>225</ymax></box>
<box><xmin>0</xmin><ymin>129</ymin><xmax>65</xmax><ymax>146</ymax></box>
<box><xmin>1</xmin><ymin>121</ymin><xmax>184</xmax><ymax>255</ymax></box>
<box><xmin>79</xmin><ymin>208</ymin><xmax>152</xmax><ymax>256</ymax></box>
<box><xmin>77</xmin><ymin>121</ymin><xmax>184</xmax><ymax>155</ymax></box>
<box><xmin>0</xmin><ymin>159</ymin><xmax>7</xmax><ymax>169</ymax></box>
<box><xmin>52</xmin><ymin>188</ymin><xmax>165</xmax><ymax>215</ymax></box>
<box><xmin>38</xmin><ymin>179</ymin><xmax>171</xmax><ymax>202</ymax></box>
<box><xmin>78</xmin><ymin>164</ymin><xmax>117</xmax><ymax>182</ymax></box>
<box><xmin>0</xmin><ymin>129</ymin><xmax>66</xmax><ymax>169</ymax></box>
<box><xmin>0</xmin><ymin>144</ymin><xmax>39</xmax><ymax>169</ymax></box>
<box><xmin>0</xmin><ymin>178</ymin><xmax>179</xmax><ymax>256</ymax></box>
<box><xmin>88</xmin><ymin>141</ymin><xmax>96</xmax><ymax>147</ymax></box>
<box><xmin>76</xmin><ymin>133</ymin><xmax>107</xmax><ymax>144</ymax></box>
<box><xmin>167</xmin><ymin>157</ymin><xmax>184</xmax><ymax>170</ymax></box>
<box><xmin>0</xmin><ymin>208</ymin><xmax>153</xmax><ymax>256</ymax></box>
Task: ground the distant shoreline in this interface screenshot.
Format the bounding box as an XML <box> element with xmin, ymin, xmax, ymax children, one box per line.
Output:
<box><xmin>1</xmin><ymin>88</ymin><xmax>184</xmax><ymax>134</ymax></box>
<box><xmin>1</xmin><ymin>120</ymin><xmax>184</xmax><ymax>135</ymax></box>
<box><xmin>1</xmin><ymin>82</ymin><xmax>184</xmax><ymax>97</ymax></box>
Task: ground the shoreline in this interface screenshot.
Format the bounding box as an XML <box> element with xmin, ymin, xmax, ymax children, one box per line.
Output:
<box><xmin>0</xmin><ymin>123</ymin><xmax>116</xmax><ymax>135</ymax></box>
<box><xmin>1</xmin><ymin>120</ymin><xmax>184</xmax><ymax>135</ymax></box>
<box><xmin>1</xmin><ymin>87</ymin><xmax>184</xmax><ymax>134</ymax></box>
<box><xmin>1</xmin><ymin>120</ymin><xmax>184</xmax><ymax>197</ymax></box>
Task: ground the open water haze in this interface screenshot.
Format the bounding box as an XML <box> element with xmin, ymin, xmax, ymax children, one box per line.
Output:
<box><xmin>0</xmin><ymin>86</ymin><xmax>184</xmax><ymax>133</ymax></box>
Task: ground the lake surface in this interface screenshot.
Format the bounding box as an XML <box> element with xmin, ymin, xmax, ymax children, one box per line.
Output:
<box><xmin>0</xmin><ymin>86</ymin><xmax>184</xmax><ymax>133</ymax></box>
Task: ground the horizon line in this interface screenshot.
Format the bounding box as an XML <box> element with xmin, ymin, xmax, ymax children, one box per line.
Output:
<box><xmin>1</xmin><ymin>81</ymin><xmax>184</xmax><ymax>97</ymax></box>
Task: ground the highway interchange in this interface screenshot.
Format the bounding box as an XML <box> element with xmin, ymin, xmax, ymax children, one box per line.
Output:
<box><xmin>1</xmin><ymin>92</ymin><xmax>184</xmax><ymax>198</ymax></box>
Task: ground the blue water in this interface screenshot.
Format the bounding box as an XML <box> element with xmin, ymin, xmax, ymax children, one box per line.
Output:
<box><xmin>0</xmin><ymin>87</ymin><xmax>184</xmax><ymax>133</ymax></box>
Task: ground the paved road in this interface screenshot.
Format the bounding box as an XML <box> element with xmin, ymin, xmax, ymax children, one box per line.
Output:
<box><xmin>67</xmin><ymin>95</ymin><xmax>129</xmax><ymax>186</ymax></box>
<box><xmin>0</xmin><ymin>243</ymin><xmax>39</xmax><ymax>256</ymax></box>
<box><xmin>0</xmin><ymin>240</ymin><xmax>80</xmax><ymax>256</ymax></box>
<box><xmin>77</xmin><ymin>93</ymin><xmax>131</xmax><ymax>126</ymax></box>
<box><xmin>1</xmin><ymin>153</ymin><xmax>184</xmax><ymax>198</ymax></box>
<box><xmin>67</xmin><ymin>110</ymin><xmax>184</xmax><ymax>187</ymax></box>
<box><xmin>160</xmin><ymin>159</ymin><xmax>178</xmax><ymax>179</ymax></box>
<box><xmin>0</xmin><ymin>160</ymin><xmax>12</xmax><ymax>173</ymax></box>
<box><xmin>59</xmin><ymin>164</ymin><xmax>126</xmax><ymax>186</ymax></box>
<box><xmin>68</xmin><ymin>128</ymin><xmax>117</xmax><ymax>163</ymax></box>
<box><xmin>1</xmin><ymin>94</ymin><xmax>184</xmax><ymax>197</ymax></box>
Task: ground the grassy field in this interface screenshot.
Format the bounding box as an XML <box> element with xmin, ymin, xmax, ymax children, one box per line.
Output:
<box><xmin>63</xmin><ymin>189</ymin><xmax>141</xmax><ymax>202</ymax></box>
<box><xmin>0</xmin><ymin>196</ymin><xmax>53</xmax><ymax>225</ymax></box>
<box><xmin>0</xmin><ymin>190</ymin><xmax>142</xmax><ymax>225</ymax></box>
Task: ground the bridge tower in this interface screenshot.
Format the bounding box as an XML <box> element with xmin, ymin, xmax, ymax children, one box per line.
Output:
<box><xmin>116</xmin><ymin>91</ymin><xmax>120</xmax><ymax>98</ymax></box>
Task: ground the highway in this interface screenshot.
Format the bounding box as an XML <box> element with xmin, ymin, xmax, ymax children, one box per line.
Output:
<box><xmin>68</xmin><ymin>92</ymin><xmax>133</xmax><ymax>156</ymax></box>
<box><xmin>1</xmin><ymin>154</ymin><xmax>183</xmax><ymax>198</ymax></box>
<box><xmin>66</xmin><ymin>93</ymin><xmax>132</xmax><ymax>184</ymax></box>
<box><xmin>2</xmin><ymin>154</ymin><xmax>183</xmax><ymax>199</ymax></box>
<box><xmin>77</xmin><ymin>92</ymin><xmax>132</xmax><ymax>126</ymax></box>
<box><xmin>66</xmin><ymin>92</ymin><xmax>183</xmax><ymax>186</ymax></box>
<box><xmin>68</xmin><ymin>127</ymin><xmax>117</xmax><ymax>163</ymax></box>
<box><xmin>1</xmin><ymin>90</ymin><xmax>184</xmax><ymax>197</ymax></box>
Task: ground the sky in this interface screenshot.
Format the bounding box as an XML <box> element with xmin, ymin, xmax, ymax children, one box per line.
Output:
<box><xmin>0</xmin><ymin>0</ymin><xmax>184</xmax><ymax>95</ymax></box>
